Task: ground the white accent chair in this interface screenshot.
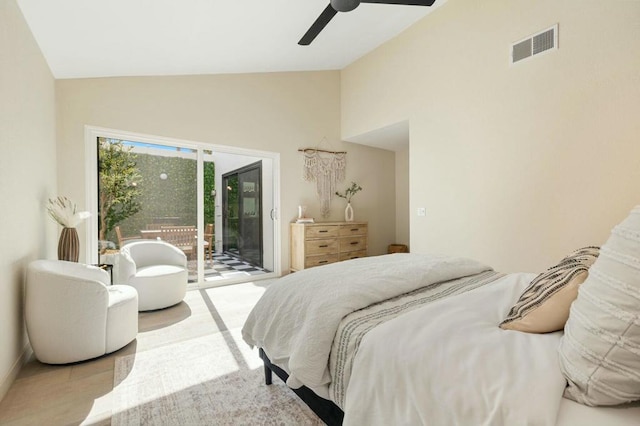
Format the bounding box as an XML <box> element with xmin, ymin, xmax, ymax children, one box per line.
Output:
<box><xmin>25</xmin><ymin>260</ymin><xmax>138</xmax><ymax>364</ymax></box>
<box><xmin>120</xmin><ymin>240</ymin><xmax>188</xmax><ymax>311</ymax></box>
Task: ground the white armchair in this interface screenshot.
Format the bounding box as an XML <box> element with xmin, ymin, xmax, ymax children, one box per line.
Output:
<box><xmin>25</xmin><ymin>260</ymin><xmax>138</xmax><ymax>364</ymax></box>
<box><xmin>120</xmin><ymin>240</ymin><xmax>188</xmax><ymax>311</ymax></box>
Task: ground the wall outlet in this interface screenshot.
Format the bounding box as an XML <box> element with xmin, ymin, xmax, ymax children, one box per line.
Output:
<box><xmin>417</xmin><ymin>207</ymin><xmax>426</xmax><ymax>217</ymax></box>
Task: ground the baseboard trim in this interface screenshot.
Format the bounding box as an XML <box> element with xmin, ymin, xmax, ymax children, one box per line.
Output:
<box><xmin>0</xmin><ymin>343</ymin><xmax>32</xmax><ymax>403</ymax></box>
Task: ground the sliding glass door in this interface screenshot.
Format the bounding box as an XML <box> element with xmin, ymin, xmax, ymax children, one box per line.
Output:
<box><xmin>89</xmin><ymin>128</ymin><xmax>279</xmax><ymax>288</ymax></box>
<box><xmin>98</xmin><ymin>138</ymin><xmax>200</xmax><ymax>280</ymax></box>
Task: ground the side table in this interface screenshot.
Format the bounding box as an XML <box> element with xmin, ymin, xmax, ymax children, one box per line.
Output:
<box><xmin>93</xmin><ymin>264</ymin><xmax>113</xmax><ymax>285</ymax></box>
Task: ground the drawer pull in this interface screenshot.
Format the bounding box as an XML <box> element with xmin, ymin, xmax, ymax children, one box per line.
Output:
<box><xmin>350</xmin><ymin>242</ymin><xmax>359</xmax><ymax>245</ymax></box>
<box><xmin>319</xmin><ymin>260</ymin><xmax>328</xmax><ymax>264</ymax></box>
<box><xmin>319</xmin><ymin>245</ymin><xmax>328</xmax><ymax>248</ymax></box>
<box><xmin>351</xmin><ymin>228</ymin><xmax>359</xmax><ymax>232</ymax></box>
<box><xmin>319</xmin><ymin>230</ymin><xmax>328</xmax><ymax>233</ymax></box>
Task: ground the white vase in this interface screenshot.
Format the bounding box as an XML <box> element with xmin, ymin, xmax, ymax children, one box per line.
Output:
<box><xmin>345</xmin><ymin>202</ymin><xmax>354</xmax><ymax>222</ymax></box>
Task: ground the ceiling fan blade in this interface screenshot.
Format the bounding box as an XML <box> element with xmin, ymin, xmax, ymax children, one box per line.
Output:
<box><xmin>361</xmin><ymin>0</ymin><xmax>435</xmax><ymax>5</ymax></box>
<box><xmin>298</xmin><ymin>4</ymin><xmax>338</xmax><ymax>46</ymax></box>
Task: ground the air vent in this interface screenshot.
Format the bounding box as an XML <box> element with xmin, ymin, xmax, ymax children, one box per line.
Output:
<box><xmin>511</xmin><ymin>24</ymin><xmax>558</xmax><ymax>65</ymax></box>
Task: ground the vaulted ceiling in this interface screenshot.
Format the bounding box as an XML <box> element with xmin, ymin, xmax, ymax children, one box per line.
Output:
<box><xmin>17</xmin><ymin>0</ymin><xmax>443</xmax><ymax>79</ymax></box>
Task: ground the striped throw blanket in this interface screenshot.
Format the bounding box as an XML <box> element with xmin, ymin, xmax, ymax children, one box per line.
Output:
<box><xmin>329</xmin><ymin>270</ymin><xmax>505</xmax><ymax>408</ymax></box>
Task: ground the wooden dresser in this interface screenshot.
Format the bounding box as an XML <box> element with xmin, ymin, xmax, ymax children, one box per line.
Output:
<box><xmin>290</xmin><ymin>221</ymin><xmax>368</xmax><ymax>272</ymax></box>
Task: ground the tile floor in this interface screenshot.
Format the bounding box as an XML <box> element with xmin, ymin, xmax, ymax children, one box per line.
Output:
<box><xmin>188</xmin><ymin>252</ymin><xmax>270</xmax><ymax>283</ymax></box>
<box><xmin>0</xmin><ymin>280</ymin><xmax>270</xmax><ymax>426</ymax></box>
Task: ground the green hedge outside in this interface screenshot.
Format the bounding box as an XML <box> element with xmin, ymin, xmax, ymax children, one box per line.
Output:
<box><xmin>104</xmin><ymin>152</ymin><xmax>215</xmax><ymax>245</ymax></box>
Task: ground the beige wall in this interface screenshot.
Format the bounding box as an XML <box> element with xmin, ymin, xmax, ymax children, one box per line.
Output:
<box><xmin>342</xmin><ymin>0</ymin><xmax>640</xmax><ymax>272</ymax></box>
<box><xmin>56</xmin><ymin>73</ymin><xmax>396</xmax><ymax>272</ymax></box>
<box><xmin>0</xmin><ymin>0</ymin><xmax>56</xmax><ymax>400</ymax></box>
<box><xmin>395</xmin><ymin>148</ymin><xmax>410</xmax><ymax>248</ymax></box>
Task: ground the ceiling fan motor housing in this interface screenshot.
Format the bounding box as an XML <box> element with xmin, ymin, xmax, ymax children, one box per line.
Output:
<box><xmin>330</xmin><ymin>0</ymin><xmax>360</xmax><ymax>12</ymax></box>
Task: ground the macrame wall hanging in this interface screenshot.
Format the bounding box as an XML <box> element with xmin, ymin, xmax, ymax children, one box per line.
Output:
<box><xmin>299</xmin><ymin>146</ymin><xmax>346</xmax><ymax>218</ymax></box>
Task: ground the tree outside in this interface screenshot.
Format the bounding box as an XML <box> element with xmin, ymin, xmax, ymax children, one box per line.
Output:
<box><xmin>98</xmin><ymin>138</ymin><xmax>142</xmax><ymax>241</ymax></box>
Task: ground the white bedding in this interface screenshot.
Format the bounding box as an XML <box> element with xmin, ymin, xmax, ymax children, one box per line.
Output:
<box><xmin>556</xmin><ymin>398</ymin><xmax>640</xmax><ymax>425</ymax></box>
<box><xmin>243</xmin><ymin>253</ymin><xmax>640</xmax><ymax>425</ymax></box>
<box><xmin>343</xmin><ymin>272</ymin><xmax>568</xmax><ymax>426</ymax></box>
<box><xmin>242</xmin><ymin>253</ymin><xmax>491</xmax><ymax>397</ymax></box>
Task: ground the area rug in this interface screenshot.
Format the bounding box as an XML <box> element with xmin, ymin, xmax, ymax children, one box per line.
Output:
<box><xmin>112</xmin><ymin>330</ymin><xmax>323</xmax><ymax>425</ymax></box>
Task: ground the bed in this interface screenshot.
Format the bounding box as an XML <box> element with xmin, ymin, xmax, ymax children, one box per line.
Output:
<box><xmin>242</xmin><ymin>215</ymin><xmax>640</xmax><ymax>426</ymax></box>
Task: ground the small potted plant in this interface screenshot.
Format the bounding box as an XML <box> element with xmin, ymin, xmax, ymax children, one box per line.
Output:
<box><xmin>336</xmin><ymin>182</ymin><xmax>363</xmax><ymax>222</ymax></box>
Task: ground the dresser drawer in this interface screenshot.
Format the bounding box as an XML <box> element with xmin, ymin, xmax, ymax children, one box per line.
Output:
<box><xmin>306</xmin><ymin>225</ymin><xmax>339</xmax><ymax>239</ymax></box>
<box><xmin>339</xmin><ymin>250</ymin><xmax>368</xmax><ymax>262</ymax></box>
<box><xmin>339</xmin><ymin>224</ymin><xmax>368</xmax><ymax>237</ymax></box>
<box><xmin>305</xmin><ymin>254</ymin><xmax>339</xmax><ymax>268</ymax></box>
<box><xmin>290</xmin><ymin>222</ymin><xmax>368</xmax><ymax>272</ymax></box>
<box><xmin>339</xmin><ymin>236</ymin><xmax>367</xmax><ymax>253</ymax></box>
<box><xmin>305</xmin><ymin>239</ymin><xmax>338</xmax><ymax>255</ymax></box>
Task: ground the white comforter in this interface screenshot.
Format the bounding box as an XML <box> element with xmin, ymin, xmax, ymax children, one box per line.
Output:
<box><xmin>242</xmin><ymin>253</ymin><xmax>491</xmax><ymax>398</ymax></box>
<box><xmin>343</xmin><ymin>273</ymin><xmax>567</xmax><ymax>426</ymax></box>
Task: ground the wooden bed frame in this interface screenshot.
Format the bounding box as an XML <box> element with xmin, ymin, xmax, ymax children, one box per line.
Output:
<box><xmin>259</xmin><ymin>348</ymin><xmax>344</xmax><ymax>425</ymax></box>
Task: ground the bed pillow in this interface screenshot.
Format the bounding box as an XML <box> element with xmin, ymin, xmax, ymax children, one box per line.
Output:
<box><xmin>499</xmin><ymin>247</ymin><xmax>599</xmax><ymax>333</ymax></box>
<box><xmin>558</xmin><ymin>206</ymin><xmax>640</xmax><ymax>406</ymax></box>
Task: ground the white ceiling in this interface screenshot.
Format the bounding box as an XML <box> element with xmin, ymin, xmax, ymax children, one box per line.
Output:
<box><xmin>17</xmin><ymin>0</ymin><xmax>443</xmax><ymax>80</ymax></box>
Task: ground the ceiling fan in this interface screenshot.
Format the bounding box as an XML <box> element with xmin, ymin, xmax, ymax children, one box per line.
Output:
<box><xmin>299</xmin><ymin>0</ymin><xmax>436</xmax><ymax>46</ymax></box>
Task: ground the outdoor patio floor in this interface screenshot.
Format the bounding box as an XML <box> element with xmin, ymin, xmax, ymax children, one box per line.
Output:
<box><xmin>187</xmin><ymin>252</ymin><xmax>270</xmax><ymax>283</ymax></box>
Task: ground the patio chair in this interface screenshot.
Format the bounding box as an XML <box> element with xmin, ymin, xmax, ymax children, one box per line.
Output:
<box><xmin>204</xmin><ymin>223</ymin><xmax>214</xmax><ymax>260</ymax></box>
<box><xmin>115</xmin><ymin>226</ymin><xmax>139</xmax><ymax>248</ymax></box>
